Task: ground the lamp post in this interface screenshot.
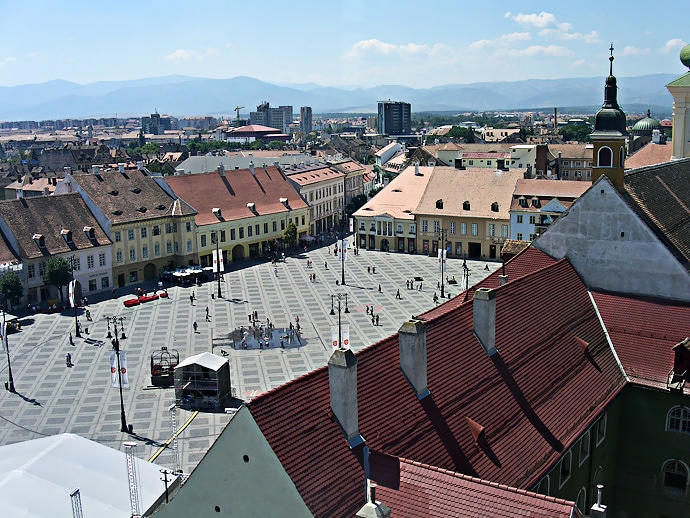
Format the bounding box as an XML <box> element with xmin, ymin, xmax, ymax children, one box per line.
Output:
<box><xmin>339</xmin><ymin>209</ymin><xmax>347</xmax><ymax>286</ymax></box>
<box><xmin>106</xmin><ymin>316</ymin><xmax>130</xmax><ymax>433</ymax></box>
<box><xmin>437</xmin><ymin>228</ymin><xmax>447</xmax><ymax>298</ymax></box>
<box><xmin>0</xmin><ymin>264</ymin><xmax>15</xmax><ymax>392</ymax></box>
<box><xmin>462</xmin><ymin>257</ymin><xmax>470</xmax><ymax>291</ymax></box>
<box><xmin>211</xmin><ymin>230</ymin><xmax>222</xmax><ymax>299</ymax></box>
<box><xmin>330</xmin><ymin>293</ymin><xmax>349</xmax><ymax>350</ymax></box>
<box><xmin>69</xmin><ymin>256</ymin><xmax>81</xmax><ymax>338</ymax></box>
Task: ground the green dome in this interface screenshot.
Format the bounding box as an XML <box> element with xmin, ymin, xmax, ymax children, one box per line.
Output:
<box><xmin>632</xmin><ymin>115</ymin><xmax>662</xmax><ymax>135</ymax></box>
<box><xmin>681</xmin><ymin>44</ymin><xmax>690</xmax><ymax>69</ymax></box>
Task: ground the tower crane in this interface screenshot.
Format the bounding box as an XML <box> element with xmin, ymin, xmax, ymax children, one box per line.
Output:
<box><xmin>234</xmin><ymin>105</ymin><xmax>245</xmax><ymax>127</ymax></box>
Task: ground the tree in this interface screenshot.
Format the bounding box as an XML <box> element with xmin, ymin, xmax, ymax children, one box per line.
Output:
<box><xmin>445</xmin><ymin>126</ymin><xmax>475</xmax><ymax>142</ymax></box>
<box><xmin>267</xmin><ymin>140</ymin><xmax>284</xmax><ymax>151</ymax></box>
<box><xmin>283</xmin><ymin>222</ymin><xmax>297</xmax><ymax>249</ymax></box>
<box><xmin>44</xmin><ymin>256</ymin><xmax>72</xmax><ymax>302</ymax></box>
<box><xmin>347</xmin><ymin>194</ymin><xmax>368</xmax><ymax>213</ymax></box>
<box><xmin>559</xmin><ymin>125</ymin><xmax>591</xmax><ymax>143</ymax></box>
<box><xmin>249</xmin><ymin>139</ymin><xmax>265</xmax><ymax>150</ymax></box>
<box><xmin>0</xmin><ymin>270</ymin><xmax>23</xmax><ymax>309</ymax></box>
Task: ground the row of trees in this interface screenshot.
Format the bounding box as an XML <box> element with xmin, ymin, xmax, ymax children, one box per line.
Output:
<box><xmin>0</xmin><ymin>257</ymin><xmax>75</xmax><ymax>310</ymax></box>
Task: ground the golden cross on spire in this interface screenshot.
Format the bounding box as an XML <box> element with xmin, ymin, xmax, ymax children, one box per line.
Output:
<box><xmin>609</xmin><ymin>43</ymin><xmax>614</xmax><ymax>76</ymax></box>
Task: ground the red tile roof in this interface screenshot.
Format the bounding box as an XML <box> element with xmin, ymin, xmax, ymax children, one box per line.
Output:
<box><xmin>164</xmin><ymin>167</ymin><xmax>308</xmax><ymax>226</ymax></box>
<box><xmin>591</xmin><ymin>291</ymin><xmax>690</xmax><ymax>391</ymax></box>
<box><xmin>376</xmin><ymin>458</ymin><xmax>579</xmax><ymax>518</ymax></box>
<box><xmin>625</xmin><ymin>142</ymin><xmax>673</xmax><ymax>170</ymax></box>
<box><xmin>248</xmin><ymin>258</ymin><xmax>625</xmax><ymax>516</ymax></box>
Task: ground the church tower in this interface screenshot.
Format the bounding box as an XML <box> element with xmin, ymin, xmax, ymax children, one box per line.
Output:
<box><xmin>591</xmin><ymin>45</ymin><xmax>628</xmax><ymax>190</ymax></box>
<box><xmin>666</xmin><ymin>44</ymin><xmax>690</xmax><ymax>160</ymax></box>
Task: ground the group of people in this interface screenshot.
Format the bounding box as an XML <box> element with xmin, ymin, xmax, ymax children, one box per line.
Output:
<box><xmin>405</xmin><ymin>279</ymin><xmax>423</xmax><ymax>291</ymax></box>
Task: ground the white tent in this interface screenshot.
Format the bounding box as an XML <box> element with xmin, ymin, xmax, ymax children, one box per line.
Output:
<box><xmin>0</xmin><ymin>433</ymin><xmax>174</xmax><ymax>517</ymax></box>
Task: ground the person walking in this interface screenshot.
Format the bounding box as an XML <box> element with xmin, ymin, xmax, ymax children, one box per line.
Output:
<box><xmin>324</xmin><ymin>261</ymin><xmax>328</xmax><ymax>269</ymax></box>
<box><xmin>375</xmin><ymin>314</ymin><xmax>379</xmax><ymax>326</ymax></box>
<box><xmin>65</xmin><ymin>353</ymin><xmax>72</xmax><ymax>367</ymax></box>
<box><xmin>69</xmin><ymin>332</ymin><xmax>74</xmax><ymax>346</ymax></box>
<box><xmin>396</xmin><ymin>289</ymin><xmax>401</xmax><ymax>299</ymax></box>
<box><xmin>206</xmin><ymin>306</ymin><xmax>209</xmax><ymax>318</ymax></box>
<box><xmin>193</xmin><ymin>321</ymin><xmax>198</xmax><ymax>333</ymax></box>
<box><xmin>378</xmin><ymin>284</ymin><xmax>382</xmax><ymax>293</ymax></box>
<box><xmin>371</xmin><ymin>315</ymin><xmax>375</xmax><ymax>325</ymax></box>
<box><xmin>418</xmin><ymin>282</ymin><xmax>423</xmax><ymax>291</ymax></box>
<box><xmin>190</xmin><ymin>294</ymin><xmax>194</xmax><ymax>305</ymax></box>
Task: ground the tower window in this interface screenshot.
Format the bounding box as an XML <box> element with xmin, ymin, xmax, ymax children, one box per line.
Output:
<box><xmin>598</xmin><ymin>146</ymin><xmax>613</xmax><ymax>167</ymax></box>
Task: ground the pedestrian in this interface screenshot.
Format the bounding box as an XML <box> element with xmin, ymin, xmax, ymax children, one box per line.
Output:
<box><xmin>324</xmin><ymin>261</ymin><xmax>328</xmax><ymax>269</ymax></box>
<box><xmin>368</xmin><ymin>266</ymin><xmax>371</xmax><ymax>274</ymax></box>
<box><xmin>378</xmin><ymin>284</ymin><xmax>382</xmax><ymax>293</ymax></box>
<box><xmin>418</xmin><ymin>282</ymin><xmax>423</xmax><ymax>291</ymax></box>
<box><xmin>290</xmin><ymin>321</ymin><xmax>293</xmax><ymax>330</ymax></box>
<box><xmin>376</xmin><ymin>314</ymin><xmax>379</xmax><ymax>326</ymax></box>
<box><xmin>248</xmin><ymin>313</ymin><xmax>252</xmax><ymax>323</ymax></box>
<box><xmin>396</xmin><ymin>289</ymin><xmax>401</xmax><ymax>299</ymax></box>
<box><xmin>77</xmin><ymin>320</ymin><xmax>82</xmax><ymax>334</ymax></box>
<box><xmin>433</xmin><ymin>292</ymin><xmax>439</xmax><ymax>304</ymax></box>
<box><xmin>274</xmin><ymin>266</ymin><xmax>278</xmax><ymax>276</ymax></box>
<box><xmin>437</xmin><ymin>281</ymin><xmax>440</xmax><ymax>289</ymax></box>
<box><xmin>206</xmin><ymin>307</ymin><xmax>209</xmax><ymax>318</ymax></box>
<box><xmin>254</xmin><ymin>311</ymin><xmax>258</xmax><ymax>320</ymax></box>
<box><xmin>66</xmin><ymin>353</ymin><xmax>72</xmax><ymax>367</ymax></box>
<box><xmin>373</xmin><ymin>266</ymin><xmax>376</xmax><ymax>274</ymax></box>
<box><xmin>484</xmin><ymin>264</ymin><xmax>490</xmax><ymax>271</ymax></box>
<box><xmin>371</xmin><ymin>315</ymin><xmax>375</xmax><ymax>325</ymax></box>
<box><xmin>69</xmin><ymin>332</ymin><xmax>74</xmax><ymax>346</ymax></box>
<box><xmin>296</xmin><ymin>315</ymin><xmax>299</xmax><ymax>325</ymax></box>
<box><xmin>192</xmin><ymin>289</ymin><xmax>196</xmax><ymax>300</ymax></box>
<box><xmin>205</xmin><ymin>313</ymin><xmax>210</xmax><ymax>322</ymax></box>
<box><xmin>193</xmin><ymin>321</ymin><xmax>198</xmax><ymax>333</ymax></box>
<box><xmin>365</xmin><ymin>305</ymin><xmax>369</xmax><ymax>315</ymax></box>
<box><xmin>190</xmin><ymin>294</ymin><xmax>194</xmax><ymax>305</ymax></box>
<box><xmin>406</xmin><ymin>280</ymin><xmax>409</xmax><ymax>290</ymax></box>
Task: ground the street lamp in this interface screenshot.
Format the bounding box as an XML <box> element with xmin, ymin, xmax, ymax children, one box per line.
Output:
<box><xmin>437</xmin><ymin>228</ymin><xmax>447</xmax><ymax>298</ymax></box>
<box><xmin>0</xmin><ymin>263</ymin><xmax>15</xmax><ymax>392</ymax></box>
<box><xmin>106</xmin><ymin>316</ymin><xmax>130</xmax><ymax>433</ymax></box>
<box><xmin>69</xmin><ymin>256</ymin><xmax>81</xmax><ymax>338</ymax></box>
<box><xmin>211</xmin><ymin>229</ymin><xmax>222</xmax><ymax>299</ymax></box>
<box><xmin>338</xmin><ymin>209</ymin><xmax>347</xmax><ymax>286</ymax></box>
<box><xmin>330</xmin><ymin>293</ymin><xmax>349</xmax><ymax>350</ymax></box>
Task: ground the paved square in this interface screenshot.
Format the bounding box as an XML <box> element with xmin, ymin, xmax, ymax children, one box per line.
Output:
<box><xmin>0</xmin><ymin>243</ymin><xmax>498</xmax><ymax>474</ymax></box>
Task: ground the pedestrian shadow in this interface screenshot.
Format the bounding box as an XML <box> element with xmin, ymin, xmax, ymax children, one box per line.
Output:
<box><xmin>10</xmin><ymin>389</ymin><xmax>42</xmax><ymax>407</ymax></box>
<box><xmin>227</xmin><ymin>298</ymin><xmax>248</xmax><ymax>304</ymax></box>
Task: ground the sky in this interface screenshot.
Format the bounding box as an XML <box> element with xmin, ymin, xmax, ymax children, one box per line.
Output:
<box><xmin>0</xmin><ymin>1</ymin><xmax>688</xmax><ymax>88</ymax></box>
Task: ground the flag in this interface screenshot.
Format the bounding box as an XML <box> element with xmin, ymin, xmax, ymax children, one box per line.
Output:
<box><xmin>68</xmin><ymin>280</ymin><xmax>75</xmax><ymax>308</ymax></box>
<box><xmin>342</xmin><ymin>324</ymin><xmax>350</xmax><ymax>349</ymax></box>
<box><xmin>336</xmin><ymin>239</ymin><xmax>348</xmax><ymax>262</ymax></box>
<box><xmin>331</xmin><ymin>325</ymin><xmax>339</xmax><ymax>349</ymax></box>
<box><xmin>110</xmin><ymin>350</ymin><xmax>130</xmax><ymax>388</ymax></box>
<box><xmin>349</xmin><ymin>218</ymin><xmax>353</xmax><ymax>233</ymax></box>
<box><xmin>212</xmin><ymin>249</ymin><xmax>225</xmax><ymax>274</ymax></box>
<box><xmin>0</xmin><ymin>322</ymin><xmax>6</xmax><ymax>352</ymax></box>
<box><xmin>437</xmin><ymin>249</ymin><xmax>446</xmax><ymax>271</ymax></box>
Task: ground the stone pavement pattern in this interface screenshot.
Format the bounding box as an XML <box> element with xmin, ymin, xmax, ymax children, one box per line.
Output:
<box><xmin>0</xmin><ymin>244</ymin><xmax>498</xmax><ymax>475</ymax></box>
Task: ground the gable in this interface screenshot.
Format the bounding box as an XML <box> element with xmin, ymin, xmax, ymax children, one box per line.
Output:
<box><xmin>155</xmin><ymin>406</ymin><xmax>311</xmax><ymax>518</ymax></box>
<box><xmin>534</xmin><ymin>176</ymin><xmax>690</xmax><ymax>301</ymax></box>
<box><xmin>541</xmin><ymin>198</ymin><xmax>567</xmax><ymax>213</ymax></box>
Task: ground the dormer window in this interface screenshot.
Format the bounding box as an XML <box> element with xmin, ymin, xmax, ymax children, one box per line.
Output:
<box><xmin>491</xmin><ymin>202</ymin><xmax>499</xmax><ymax>212</ymax></box>
<box><xmin>131</xmin><ymin>188</ymin><xmax>142</xmax><ymax>194</ymax></box>
<box><xmin>137</xmin><ymin>206</ymin><xmax>147</xmax><ymax>213</ymax></box>
<box><xmin>531</xmin><ymin>198</ymin><xmax>541</xmax><ymax>208</ymax></box>
<box><xmin>518</xmin><ymin>196</ymin><xmax>528</xmax><ymax>208</ymax></box>
<box><xmin>32</xmin><ymin>233</ymin><xmax>45</xmax><ymax>248</ymax></box>
<box><xmin>463</xmin><ymin>201</ymin><xmax>471</xmax><ymax>211</ymax></box>
<box><xmin>436</xmin><ymin>199</ymin><xmax>444</xmax><ymax>210</ymax></box>
<box><xmin>60</xmin><ymin>229</ymin><xmax>73</xmax><ymax>244</ymax></box>
<box><xmin>83</xmin><ymin>226</ymin><xmax>96</xmax><ymax>239</ymax></box>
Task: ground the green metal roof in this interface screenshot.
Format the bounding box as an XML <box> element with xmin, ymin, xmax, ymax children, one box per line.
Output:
<box><xmin>666</xmin><ymin>71</ymin><xmax>690</xmax><ymax>88</ymax></box>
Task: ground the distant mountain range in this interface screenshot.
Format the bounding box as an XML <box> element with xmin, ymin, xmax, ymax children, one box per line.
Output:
<box><xmin>0</xmin><ymin>74</ymin><xmax>678</xmax><ymax>121</ymax></box>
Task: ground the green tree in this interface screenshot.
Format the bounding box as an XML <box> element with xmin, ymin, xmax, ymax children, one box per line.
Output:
<box><xmin>445</xmin><ymin>126</ymin><xmax>475</xmax><ymax>142</ymax></box>
<box><xmin>44</xmin><ymin>256</ymin><xmax>72</xmax><ymax>302</ymax></box>
<box><xmin>559</xmin><ymin>125</ymin><xmax>591</xmax><ymax>143</ymax></box>
<box><xmin>0</xmin><ymin>270</ymin><xmax>23</xmax><ymax>309</ymax></box>
<box><xmin>249</xmin><ymin>139</ymin><xmax>265</xmax><ymax>150</ymax></box>
<box><xmin>267</xmin><ymin>140</ymin><xmax>284</xmax><ymax>151</ymax></box>
<box><xmin>347</xmin><ymin>194</ymin><xmax>368</xmax><ymax>213</ymax></box>
<box><xmin>283</xmin><ymin>222</ymin><xmax>297</xmax><ymax>249</ymax></box>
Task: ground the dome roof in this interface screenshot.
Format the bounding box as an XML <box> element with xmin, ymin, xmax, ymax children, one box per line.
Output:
<box><xmin>681</xmin><ymin>44</ymin><xmax>690</xmax><ymax>69</ymax></box>
<box><xmin>632</xmin><ymin>112</ymin><xmax>662</xmax><ymax>135</ymax></box>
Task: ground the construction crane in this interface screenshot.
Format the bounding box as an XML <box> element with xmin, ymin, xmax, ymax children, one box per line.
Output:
<box><xmin>234</xmin><ymin>105</ymin><xmax>245</xmax><ymax>128</ymax></box>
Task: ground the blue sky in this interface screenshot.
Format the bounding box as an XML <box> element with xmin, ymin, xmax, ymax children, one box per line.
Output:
<box><xmin>0</xmin><ymin>1</ymin><xmax>687</xmax><ymax>87</ymax></box>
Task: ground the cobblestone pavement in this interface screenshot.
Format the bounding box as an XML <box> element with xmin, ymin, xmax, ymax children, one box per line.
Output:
<box><xmin>0</xmin><ymin>242</ymin><xmax>499</xmax><ymax>474</ymax></box>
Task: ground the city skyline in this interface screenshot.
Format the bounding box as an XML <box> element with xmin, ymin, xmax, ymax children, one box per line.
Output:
<box><xmin>1</xmin><ymin>1</ymin><xmax>688</xmax><ymax>89</ymax></box>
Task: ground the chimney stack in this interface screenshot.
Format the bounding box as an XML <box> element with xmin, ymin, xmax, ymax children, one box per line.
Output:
<box><xmin>249</xmin><ymin>161</ymin><xmax>255</xmax><ymax>175</ymax></box>
<box><xmin>64</xmin><ymin>166</ymin><xmax>72</xmax><ymax>176</ymax></box>
<box><xmin>498</xmin><ymin>275</ymin><xmax>508</xmax><ymax>286</ymax></box>
<box><xmin>414</xmin><ymin>163</ymin><xmax>420</xmax><ymax>176</ymax></box>
<box><xmin>473</xmin><ymin>288</ymin><xmax>498</xmax><ymax>356</ymax></box>
<box><xmin>398</xmin><ymin>319</ymin><xmax>430</xmax><ymax>399</ymax></box>
<box><xmin>328</xmin><ymin>348</ymin><xmax>364</xmax><ymax>448</ymax></box>
<box><xmin>218</xmin><ymin>163</ymin><xmax>225</xmax><ymax>176</ymax></box>
<box><xmin>92</xmin><ymin>164</ymin><xmax>99</xmax><ymax>175</ymax></box>
<box><xmin>118</xmin><ymin>163</ymin><xmax>125</xmax><ymax>173</ymax></box>
<box><xmin>136</xmin><ymin>161</ymin><xmax>144</xmax><ymax>170</ymax></box>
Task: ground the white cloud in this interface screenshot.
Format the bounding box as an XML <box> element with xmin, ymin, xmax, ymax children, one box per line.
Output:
<box><xmin>344</xmin><ymin>39</ymin><xmax>451</xmax><ymax>59</ymax></box>
<box><xmin>618</xmin><ymin>46</ymin><xmax>650</xmax><ymax>56</ymax></box>
<box><xmin>469</xmin><ymin>32</ymin><xmax>531</xmax><ymax>50</ymax></box>
<box><xmin>509</xmin><ymin>11</ymin><xmax>557</xmax><ymax>29</ymax></box>
<box><xmin>0</xmin><ymin>57</ymin><xmax>17</xmax><ymax>68</ymax></box>
<box><xmin>539</xmin><ymin>28</ymin><xmax>601</xmax><ymax>44</ymax></box>
<box><xmin>570</xmin><ymin>59</ymin><xmax>586</xmax><ymax>68</ymax></box>
<box><xmin>505</xmin><ymin>45</ymin><xmax>572</xmax><ymax>58</ymax></box>
<box><xmin>659</xmin><ymin>39</ymin><xmax>686</xmax><ymax>54</ymax></box>
<box><xmin>163</xmin><ymin>48</ymin><xmax>220</xmax><ymax>63</ymax></box>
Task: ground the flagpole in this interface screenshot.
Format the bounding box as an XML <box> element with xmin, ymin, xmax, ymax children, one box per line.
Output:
<box><xmin>107</xmin><ymin>316</ymin><xmax>130</xmax><ymax>433</ymax></box>
<box><xmin>69</xmin><ymin>256</ymin><xmax>81</xmax><ymax>338</ymax></box>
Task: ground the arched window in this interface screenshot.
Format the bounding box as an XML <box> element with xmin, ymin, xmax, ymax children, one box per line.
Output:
<box><xmin>666</xmin><ymin>406</ymin><xmax>690</xmax><ymax>434</ymax></box>
<box><xmin>576</xmin><ymin>487</ymin><xmax>587</xmax><ymax>514</ymax></box>
<box><xmin>597</xmin><ymin>146</ymin><xmax>613</xmax><ymax>167</ymax></box>
<box><xmin>559</xmin><ymin>450</ymin><xmax>572</xmax><ymax>488</ymax></box>
<box><xmin>662</xmin><ymin>460</ymin><xmax>689</xmax><ymax>491</ymax></box>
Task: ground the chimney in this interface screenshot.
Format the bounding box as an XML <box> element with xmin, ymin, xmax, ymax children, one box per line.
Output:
<box><xmin>218</xmin><ymin>162</ymin><xmax>225</xmax><ymax>176</ymax></box>
<box><xmin>498</xmin><ymin>275</ymin><xmax>508</xmax><ymax>285</ymax></box>
<box><xmin>249</xmin><ymin>161</ymin><xmax>255</xmax><ymax>175</ymax></box>
<box><xmin>280</xmin><ymin>197</ymin><xmax>290</xmax><ymax>209</ymax></box>
<box><xmin>652</xmin><ymin>129</ymin><xmax>661</xmax><ymax>144</ymax></box>
<box><xmin>328</xmin><ymin>348</ymin><xmax>364</xmax><ymax>447</ymax></box>
<box><xmin>274</xmin><ymin>161</ymin><xmax>279</xmax><ymax>168</ymax></box>
<box><xmin>590</xmin><ymin>484</ymin><xmax>607</xmax><ymax>517</ymax></box>
<box><xmin>64</xmin><ymin>166</ymin><xmax>72</xmax><ymax>176</ymax></box>
<box><xmin>175</xmin><ymin>168</ymin><xmax>185</xmax><ymax>176</ymax></box>
<box><xmin>247</xmin><ymin>202</ymin><xmax>256</xmax><ymax>213</ymax></box>
<box><xmin>118</xmin><ymin>163</ymin><xmax>125</xmax><ymax>173</ymax></box>
<box><xmin>92</xmin><ymin>164</ymin><xmax>99</xmax><ymax>175</ymax></box>
<box><xmin>414</xmin><ymin>163</ymin><xmax>420</xmax><ymax>176</ymax></box>
<box><xmin>136</xmin><ymin>161</ymin><xmax>144</xmax><ymax>170</ymax></box>
<box><xmin>473</xmin><ymin>288</ymin><xmax>498</xmax><ymax>356</ymax></box>
<box><xmin>398</xmin><ymin>319</ymin><xmax>430</xmax><ymax>399</ymax></box>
